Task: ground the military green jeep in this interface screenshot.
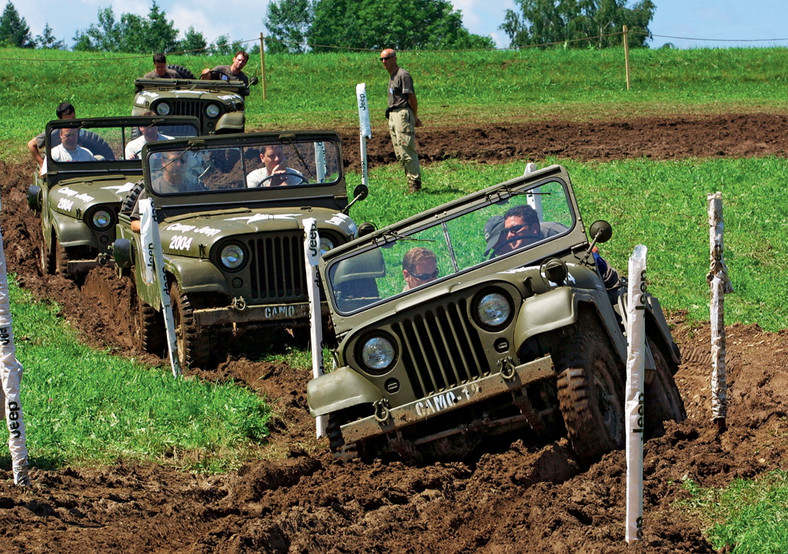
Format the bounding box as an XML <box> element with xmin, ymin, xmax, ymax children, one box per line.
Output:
<box><xmin>112</xmin><ymin>131</ymin><xmax>361</xmax><ymax>369</ymax></box>
<box><xmin>132</xmin><ymin>73</ymin><xmax>258</xmax><ymax>135</ymax></box>
<box><xmin>27</xmin><ymin>116</ymin><xmax>200</xmax><ymax>278</ymax></box>
<box><xmin>308</xmin><ymin>164</ymin><xmax>685</xmax><ymax>463</ymax></box>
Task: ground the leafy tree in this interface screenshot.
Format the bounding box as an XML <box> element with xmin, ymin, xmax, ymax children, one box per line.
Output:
<box><xmin>211</xmin><ymin>34</ymin><xmax>232</xmax><ymax>55</ymax></box>
<box><xmin>73</xmin><ymin>1</ymin><xmax>178</xmax><ymax>53</ymax></box>
<box><xmin>500</xmin><ymin>0</ymin><xmax>654</xmax><ymax>49</ymax></box>
<box><xmin>0</xmin><ymin>0</ymin><xmax>33</xmax><ymax>48</ymax></box>
<box><xmin>35</xmin><ymin>23</ymin><xmax>65</xmax><ymax>50</ymax></box>
<box><xmin>264</xmin><ymin>0</ymin><xmax>313</xmax><ymax>54</ymax></box>
<box><xmin>178</xmin><ymin>26</ymin><xmax>208</xmax><ymax>55</ymax></box>
<box><xmin>308</xmin><ymin>0</ymin><xmax>494</xmax><ymax>51</ymax></box>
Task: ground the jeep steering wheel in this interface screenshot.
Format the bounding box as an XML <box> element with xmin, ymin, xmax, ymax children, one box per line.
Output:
<box><xmin>257</xmin><ymin>172</ymin><xmax>308</xmax><ymax>187</ymax></box>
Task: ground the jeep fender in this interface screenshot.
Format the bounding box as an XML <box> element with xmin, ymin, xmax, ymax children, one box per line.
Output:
<box><xmin>53</xmin><ymin>216</ymin><xmax>96</xmax><ymax>248</ymax></box>
<box><xmin>165</xmin><ymin>256</ymin><xmax>230</xmax><ymax>296</ymax></box>
<box><xmin>514</xmin><ymin>286</ymin><xmax>628</xmax><ymax>363</ymax></box>
<box><xmin>307</xmin><ymin>366</ymin><xmax>382</xmax><ymax>417</ymax></box>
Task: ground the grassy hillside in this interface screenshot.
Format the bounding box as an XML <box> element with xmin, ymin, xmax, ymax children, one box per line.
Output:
<box><xmin>3</xmin><ymin>46</ymin><xmax>788</xmax><ymax>159</ymax></box>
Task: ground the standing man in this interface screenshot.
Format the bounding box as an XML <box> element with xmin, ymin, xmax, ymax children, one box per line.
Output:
<box><xmin>143</xmin><ymin>53</ymin><xmax>178</xmax><ymax>79</ymax></box>
<box><xmin>27</xmin><ymin>102</ymin><xmax>75</xmax><ymax>166</ymax></box>
<box><xmin>380</xmin><ymin>48</ymin><xmax>422</xmax><ymax>193</ymax></box>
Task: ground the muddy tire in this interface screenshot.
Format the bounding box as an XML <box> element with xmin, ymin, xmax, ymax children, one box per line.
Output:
<box><xmin>167</xmin><ymin>64</ymin><xmax>195</xmax><ymax>79</ymax></box>
<box><xmin>555</xmin><ymin>312</ymin><xmax>625</xmax><ymax>464</ymax></box>
<box><xmin>53</xmin><ymin>237</ymin><xmax>69</xmax><ymax>278</ymax></box>
<box><xmin>169</xmin><ymin>283</ymin><xmax>212</xmax><ymax>369</ymax></box>
<box><xmin>39</xmin><ymin>232</ymin><xmax>53</xmax><ymax>275</ymax></box>
<box><xmin>134</xmin><ymin>296</ymin><xmax>166</xmax><ymax>357</ymax></box>
<box><xmin>327</xmin><ymin>412</ymin><xmax>359</xmax><ymax>462</ymax></box>
<box><xmin>644</xmin><ymin>338</ymin><xmax>686</xmax><ymax>436</ymax></box>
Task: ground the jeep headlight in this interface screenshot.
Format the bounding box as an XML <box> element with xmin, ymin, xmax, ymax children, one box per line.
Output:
<box><xmin>90</xmin><ymin>208</ymin><xmax>114</xmax><ymax>231</ymax></box>
<box><xmin>155</xmin><ymin>102</ymin><xmax>171</xmax><ymax>116</ymax></box>
<box><xmin>320</xmin><ymin>237</ymin><xmax>334</xmax><ymax>255</ymax></box>
<box><xmin>360</xmin><ymin>334</ymin><xmax>396</xmax><ymax>373</ymax></box>
<box><xmin>220</xmin><ymin>243</ymin><xmax>245</xmax><ymax>270</ymax></box>
<box><xmin>475</xmin><ymin>291</ymin><xmax>512</xmax><ymax>330</ymax></box>
<box><xmin>205</xmin><ymin>103</ymin><xmax>221</xmax><ymax>118</ymax></box>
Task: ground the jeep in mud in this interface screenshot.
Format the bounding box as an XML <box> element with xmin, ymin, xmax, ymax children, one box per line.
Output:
<box><xmin>132</xmin><ymin>67</ymin><xmax>258</xmax><ymax>135</ymax></box>
<box><xmin>27</xmin><ymin>116</ymin><xmax>200</xmax><ymax>278</ymax></box>
<box><xmin>112</xmin><ymin>131</ymin><xmax>361</xmax><ymax>369</ymax></box>
<box><xmin>307</xmin><ymin>164</ymin><xmax>685</xmax><ymax>463</ymax></box>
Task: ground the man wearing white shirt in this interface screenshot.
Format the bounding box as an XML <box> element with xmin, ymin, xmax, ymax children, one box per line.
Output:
<box><xmin>246</xmin><ymin>144</ymin><xmax>305</xmax><ymax>187</ymax></box>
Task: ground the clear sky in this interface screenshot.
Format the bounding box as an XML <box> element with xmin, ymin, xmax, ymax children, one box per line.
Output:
<box><xmin>14</xmin><ymin>0</ymin><xmax>788</xmax><ymax>51</ymax></box>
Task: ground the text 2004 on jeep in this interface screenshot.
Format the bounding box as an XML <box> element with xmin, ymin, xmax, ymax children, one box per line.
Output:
<box><xmin>27</xmin><ymin>116</ymin><xmax>200</xmax><ymax>279</ymax></box>
<box><xmin>113</xmin><ymin>131</ymin><xmax>362</xmax><ymax>369</ymax></box>
<box><xmin>308</xmin><ymin>164</ymin><xmax>685</xmax><ymax>463</ymax></box>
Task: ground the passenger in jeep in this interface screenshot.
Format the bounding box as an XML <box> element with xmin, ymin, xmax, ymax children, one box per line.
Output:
<box><xmin>125</xmin><ymin>112</ymin><xmax>172</xmax><ymax>159</ymax></box>
<box><xmin>143</xmin><ymin>52</ymin><xmax>179</xmax><ymax>79</ymax></box>
<box><xmin>402</xmin><ymin>247</ymin><xmax>439</xmax><ymax>291</ymax></box>
<box><xmin>201</xmin><ymin>51</ymin><xmax>250</xmax><ymax>92</ymax></box>
<box><xmin>28</xmin><ymin>102</ymin><xmax>76</xmax><ymax>166</ymax></box>
<box><xmin>246</xmin><ymin>145</ymin><xmax>305</xmax><ymax>187</ymax></box>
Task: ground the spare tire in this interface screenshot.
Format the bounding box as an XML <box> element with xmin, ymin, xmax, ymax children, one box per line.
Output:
<box><xmin>121</xmin><ymin>181</ymin><xmax>145</xmax><ymax>214</ymax></box>
<box><xmin>77</xmin><ymin>130</ymin><xmax>115</xmax><ymax>161</ymax></box>
<box><xmin>167</xmin><ymin>64</ymin><xmax>195</xmax><ymax>79</ymax></box>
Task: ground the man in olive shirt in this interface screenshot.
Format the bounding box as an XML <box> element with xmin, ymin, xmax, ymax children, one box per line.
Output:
<box><xmin>380</xmin><ymin>48</ymin><xmax>422</xmax><ymax>193</ymax></box>
<box><xmin>143</xmin><ymin>52</ymin><xmax>179</xmax><ymax>79</ymax></box>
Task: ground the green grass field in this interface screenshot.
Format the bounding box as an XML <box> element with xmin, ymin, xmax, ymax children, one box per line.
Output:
<box><xmin>1</xmin><ymin>46</ymin><xmax>786</xmax><ymax>547</ymax></box>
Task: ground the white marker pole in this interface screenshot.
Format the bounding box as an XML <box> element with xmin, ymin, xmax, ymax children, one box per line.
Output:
<box><xmin>625</xmin><ymin>244</ymin><xmax>648</xmax><ymax>544</ymax></box>
<box><xmin>523</xmin><ymin>162</ymin><xmax>543</xmax><ymax>219</ymax></box>
<box><xmin>303</xmin><ymin>218</ymin><xmax>326</xmax><ymax>437</ymax></box>
<box><xmin>0</xmin><ymin>202</ymin><xmax>29</xmax><ymax>486</ymax></box>
<box><xmin>140</xmin><ymin>199</ymin><xmax>181</xmax><ymax>378</ymax></box>
<box><xmin>356</xmin><ymin>83</ymin><xmax>372</xmax><ymax>189</ymax></box>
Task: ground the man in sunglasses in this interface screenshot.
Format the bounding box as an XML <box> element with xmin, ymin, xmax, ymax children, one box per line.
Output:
<box><xmin>380</xmin><ymin>48</ymin><xmax>422</xmax><ymax>193</ymax></box>
<box><xmin>501</xmin><ymin>204</ymin><xmax>543</xmax><ymax>252</ymax></box>
<box><xmin>402</xmin><ymin>247</ymin><xmax>439</xmax><ymax>291</ymax></box>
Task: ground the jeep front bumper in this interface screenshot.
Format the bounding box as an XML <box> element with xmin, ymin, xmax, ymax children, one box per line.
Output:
<box><xmin>339</xmin><ymin>355</ymin><xmax>555</xmax><ymax>445</ymax></box>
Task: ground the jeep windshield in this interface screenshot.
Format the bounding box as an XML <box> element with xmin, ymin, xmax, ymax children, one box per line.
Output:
<box><xmin>326</xmin><ymin>179</ymin><xmax>575</xmax><ymax>314</ymax></box>
<box><xmin>45</xmin><ymin>117</ymin><xmax>200</xmax><ymax>169</ymax></box>
<box><xmin>143</xmin><ymin>138</ymin><xmax>342</xmax><ymax>195</ymax></box>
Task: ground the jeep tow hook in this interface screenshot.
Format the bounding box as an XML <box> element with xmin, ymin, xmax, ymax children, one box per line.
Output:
<box><xmin>373</xmin><ymin>399</ymin><xmax>391</xmax><ymax>423</ymax></box>
<box><xmin>230</xmin><ymin>296</ymin><xmax>247</xmax><ymax>311</ymax></box>
<box><xmin>499</xmin><ymin>357</ymin><xmax>517</xmax><ymax>380</ymax></box>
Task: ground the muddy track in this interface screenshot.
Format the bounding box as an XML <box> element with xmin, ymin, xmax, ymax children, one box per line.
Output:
<box><xmin>0</xmin><ymin>114</ymin><xmax>787</xmax><ymax>552</ymax></box>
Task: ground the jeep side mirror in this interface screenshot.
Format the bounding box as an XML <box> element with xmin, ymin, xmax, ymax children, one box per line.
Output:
<box><xmin>343</xmin><ymin>184</ymin><xmax>368</xmax><ymax>214</ymax></box>
<box><xmin>589</xmin><ymin>220</ymin><xmax>613</xmax><ymax>244</ymax></box>
<box><xmin>249</xmin><ymin>76</ymin><xmax>259</xmax><ymax>86</ymax></box>
<box><xmin>581</xmin><ymin>220</ymin><xmax>613</xmax><ymax>265</ymax></box>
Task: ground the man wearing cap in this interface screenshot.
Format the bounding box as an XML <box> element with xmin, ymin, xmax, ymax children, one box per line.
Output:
<box><xmin>380</xmin><ymin>48</ymin><xmax>422</xmax><ymax>193</ymax></box>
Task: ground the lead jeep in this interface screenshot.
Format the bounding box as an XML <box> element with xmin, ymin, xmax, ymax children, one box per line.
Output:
<box><xmin>308</xmin><ymin>164</ymin><xmax>685</xmax><ymax>463</ymax></box>
<box><xmin>132</xmin><ymin>71</ymin><xmax>258</xmax><ymax>135</ymax></box>
<box><xmin>112</xmin><ymin>131</ymin><xmax>361</xmax><ymax>369</ymax></box>
<box><xmin>27</xmin><ymin>116</ymin><xmax>200</xmax><ymax>278</ymax></box>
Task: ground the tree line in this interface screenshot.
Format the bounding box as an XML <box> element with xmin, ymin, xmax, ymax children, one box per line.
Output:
<box><xmin>0</xmin><ymin>0</ymin><xmax>654</xmax><ymax>54</ymax></box>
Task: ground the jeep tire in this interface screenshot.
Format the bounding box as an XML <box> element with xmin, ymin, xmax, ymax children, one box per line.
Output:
<box><xmin>555</xmin><ymin>310</ymin><xmax>625</xmax><ymax>463</ymax></box>
<box><xmin>644</xmin><ymin>337</ymin><xmax>686</xmax><ymax>436</ymax></box>
<box><xmin>169</xmin><ymin>283</ymin><xmax>211</xmax><ymax>369</ymax></box>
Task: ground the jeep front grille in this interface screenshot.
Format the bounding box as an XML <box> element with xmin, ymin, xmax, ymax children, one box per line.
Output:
<box><xmin>246</xmin><ymin>233</ymin><xmax>307</xmax><ymax>302</ymax></box>
<box><xmin>392</xmin><ymin>300</ymin><xmax>488</xmax><ymax>397</ymax></box>
<box><xmin>169</xmin><ymin>99</ymin><xmax>203</xmax><ymax>119</ymax></box>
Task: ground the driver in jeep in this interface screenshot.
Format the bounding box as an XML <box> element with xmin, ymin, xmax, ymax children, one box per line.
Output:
<box><xmin>246</xmin><ymin>144</ymin><xmax>305</xmax><ymax>187</ymax></box>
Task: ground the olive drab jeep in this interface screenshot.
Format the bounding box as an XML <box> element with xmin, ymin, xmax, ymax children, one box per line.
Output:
<box><xmin>132</xmin><ymin>68</ymin><xmax>258</xmax><ymax>135</ymax></box>
<box><xmin>308</xmin><ymin>164</ymin><xmax>686</xmax><ymax>463</ymax></box>
<box><xmin>112</xmin><ymin>131</ymin><xmax>362</xmax><ymax>369</ymax></box>
<box><xmin>27</xmin><ymin>116</ymin><xmax>200</xmax><ymax>278</ymax></box>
